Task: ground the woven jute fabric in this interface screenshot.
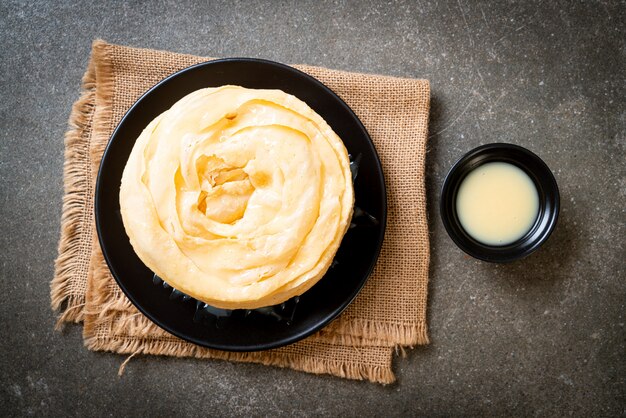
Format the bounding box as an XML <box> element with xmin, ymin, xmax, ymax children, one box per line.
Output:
<box><xmin>51</xmin><ymin>40</ymin><xmax>430</xmax><ymax>384</ymax></box>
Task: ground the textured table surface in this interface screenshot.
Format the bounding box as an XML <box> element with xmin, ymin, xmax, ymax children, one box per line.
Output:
<box><xmin>1</xmin><ymin>1</ymin><xmax>624</xmax><ymax>416</ymax></box>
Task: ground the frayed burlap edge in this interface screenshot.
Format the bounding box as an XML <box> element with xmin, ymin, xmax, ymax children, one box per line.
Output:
<box><xmin>88</xmin><ymin>40</ymin><xmax>116</xmax><ymax>188</ymax></box>
<box><xmin>84</xmin><ymin>334</ymin><xmax>395</xmax><ymax>384</ymax></box>
<box><xmin>51</xmin><ymin>49</ymin><xmax>98</xmax><ymax>326</ymax></box>
<box><xmin>82</xmin><ymin>39</ymin><xmax>130</xmax><ymax>343</ymax></box>
<box><xmin>323</xmin><ymin>319</ymin><xmax>429</xmax><ymax>347</ymax></box>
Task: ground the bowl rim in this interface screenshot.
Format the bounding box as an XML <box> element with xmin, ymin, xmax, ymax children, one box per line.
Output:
<box><xmin>439</xmin><ymin>142</ymin><xmax>560</xmax><ymax>263</ymax></box>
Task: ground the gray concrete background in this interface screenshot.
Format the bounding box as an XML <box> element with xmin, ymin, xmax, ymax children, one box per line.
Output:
<box><xmin>1</xmin><ymin>0</ymin><xmax>624</xmax><ymax>416</ymax></box>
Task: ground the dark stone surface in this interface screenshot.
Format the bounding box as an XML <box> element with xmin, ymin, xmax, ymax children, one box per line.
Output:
<box><xmin>1</xmin><ymin>0</ymin><xmax>624</xmax><ymax>416</ymax></box>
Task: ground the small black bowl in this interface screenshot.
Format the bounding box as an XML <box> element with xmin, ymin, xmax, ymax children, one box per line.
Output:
<box><xmin>440</xmin><ymin>143</ymin><xmax>559</xmax><ymax>262</ymax></box>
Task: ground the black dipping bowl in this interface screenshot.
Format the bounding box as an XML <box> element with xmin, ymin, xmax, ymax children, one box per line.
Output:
<box><xmin>440</xmin><ymin>143</ymin><xmax>559</xmax><ymax>262</ymax></box>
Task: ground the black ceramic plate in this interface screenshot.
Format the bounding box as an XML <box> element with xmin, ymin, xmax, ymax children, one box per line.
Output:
<box><xmin>95</xmin><ymin>58</ymin><xmax>387</xmax><ymax>351</ymax></box>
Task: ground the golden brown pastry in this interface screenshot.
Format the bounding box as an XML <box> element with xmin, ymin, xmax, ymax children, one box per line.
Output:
<box><xmin>120</xmin><ymin>85</ymin><xmax>354</xmax><ymax>309</ymax></box>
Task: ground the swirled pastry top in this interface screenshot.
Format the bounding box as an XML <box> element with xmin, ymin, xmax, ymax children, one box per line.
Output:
<box><xmin>120</xmin><ymin>85</ymin><xmax>354</xmax><ymax>309</ymax></box>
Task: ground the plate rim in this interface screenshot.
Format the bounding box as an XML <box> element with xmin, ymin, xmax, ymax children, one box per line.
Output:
<box><xmin>94</xmin><ymin>57</ymin><xmax>387</xmax><ymax>351</ymax></box>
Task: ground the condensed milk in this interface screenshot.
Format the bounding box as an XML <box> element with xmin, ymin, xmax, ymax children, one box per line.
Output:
<box><xmin>456</xmin><ymin>162</ymin><xmax>539</xmax><ymax>246</ymax></box>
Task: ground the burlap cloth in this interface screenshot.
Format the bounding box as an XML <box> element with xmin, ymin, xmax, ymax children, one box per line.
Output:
<box><xmin>51</xmin><ymin>40</ymin><xmax>430</xmax><ymax>384</ymax></box>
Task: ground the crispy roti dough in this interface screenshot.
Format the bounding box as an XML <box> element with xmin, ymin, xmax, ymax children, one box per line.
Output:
<box><xmin>120</xmin><ymin>86</ymin><xmax>354</xmax><ymax>309</ymax></box>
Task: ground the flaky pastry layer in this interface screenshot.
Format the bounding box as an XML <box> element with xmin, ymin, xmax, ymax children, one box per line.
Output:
<box><xmin>120</xmin><ymin>86</ymin><xmax>354</xmax><ymax>309</ymax></box>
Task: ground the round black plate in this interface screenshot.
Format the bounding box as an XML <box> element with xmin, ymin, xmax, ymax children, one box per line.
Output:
<box><xmin>95</xmin><ymin>58</ymin><xmax>387</xmax><ymax>351</ymax></box>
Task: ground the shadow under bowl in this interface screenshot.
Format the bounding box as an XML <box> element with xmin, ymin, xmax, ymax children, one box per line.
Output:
<box><xmin>440</xmin><ymin>143</ymin><xmax>560</xmax><ymax>263</ymax></box>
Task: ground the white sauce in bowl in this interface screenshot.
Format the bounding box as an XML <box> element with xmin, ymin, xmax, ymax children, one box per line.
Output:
<box><xmin>456</xmin><ymin>162</ymin><xmax>539</xmax><ymax>246</ymax></box>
